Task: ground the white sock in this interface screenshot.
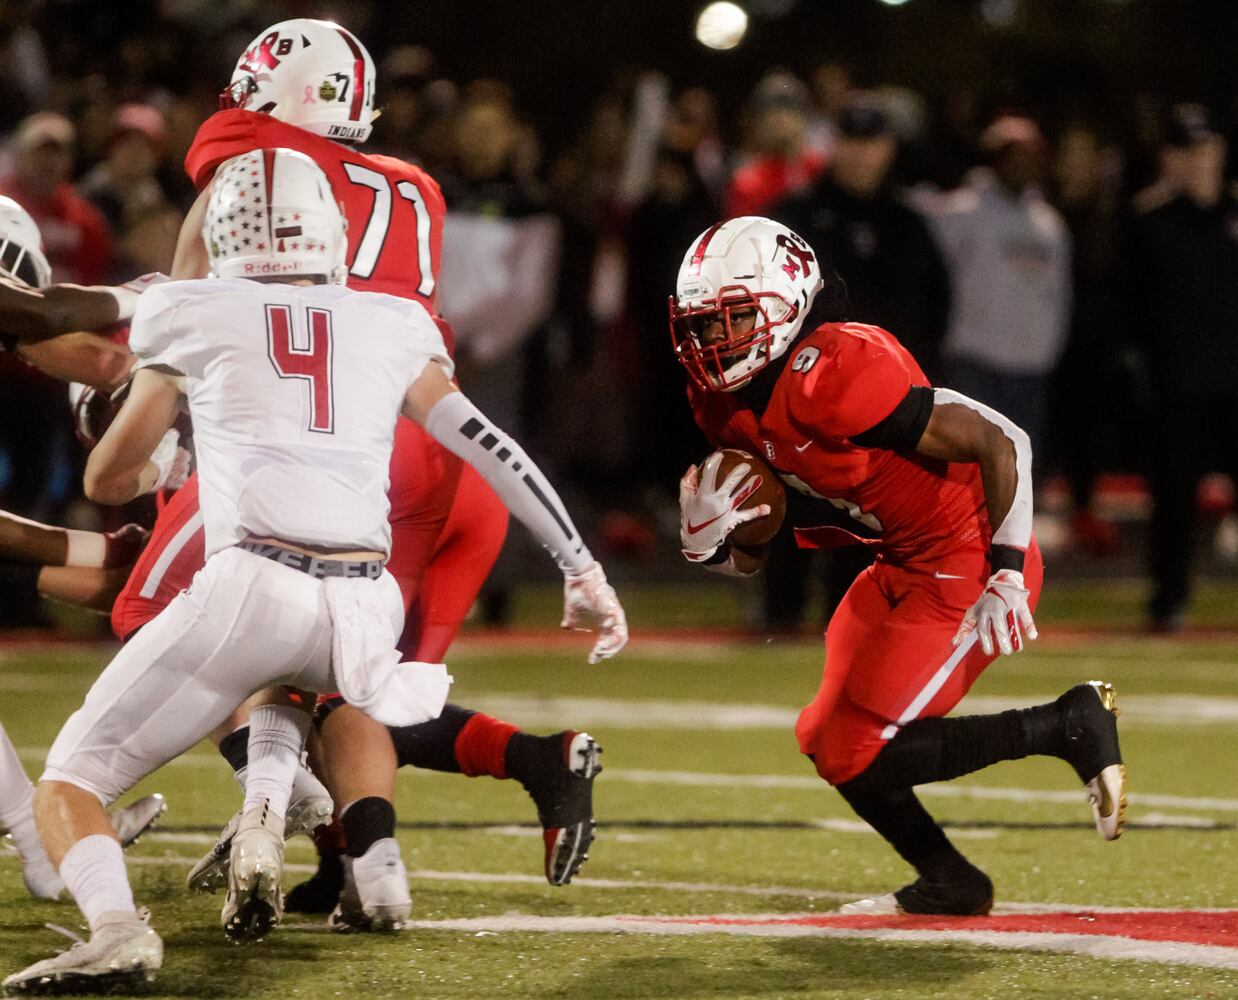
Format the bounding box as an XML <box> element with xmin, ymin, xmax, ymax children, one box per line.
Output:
<box><xmin>243</xmin><ymin>705</ymin><xmax>310</xmax><ymax>819</ymax></box>
<box><xmin>0</xmin><ymin>722</ymin><xmax>36</xmax><ymax>831</ymax></box>
<box><xmin>59</xmin><ymin>835</ymin><xmax>135</xmax><ymax>931</ymax></box>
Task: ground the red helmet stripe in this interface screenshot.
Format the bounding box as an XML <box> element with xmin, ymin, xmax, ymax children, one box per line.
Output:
<box><xmin>262</xmin><ymin>149</ymin><xmax>277</xmax><ymax>239</ymax></box>
<box><xmin>335</xmin><ymin>28</ymin><xmax>366</xmax><ymax>123</ymax></box>
<box><xmin>688</xmin><ymin>221</ymin><xmax>725</xmax><ymax>276</ymax></box>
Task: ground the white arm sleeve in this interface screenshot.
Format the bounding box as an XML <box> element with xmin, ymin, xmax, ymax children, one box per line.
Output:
<box><xmin>933</xmin><ymin>388</ymin><xmax>1033</xmax><ymax>551</ymax></box>
<box><xmin>423</xmin><ymin>391</ymin><xmax>593</xmax><ymax>575</ymax></box>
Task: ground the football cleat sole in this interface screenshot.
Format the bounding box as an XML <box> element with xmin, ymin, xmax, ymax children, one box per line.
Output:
<box><xmin>544</xmin><ymin>733</ymin><xmax>602</xmax><ymax>886</ymax></box>
<box><xmin>1084</xmin><ymin>681</ymin><xmax>1127</xmax><ymax>841</ymax></box>
<box><xmin>222</xmin><ymin>862</ymin><xmax>282</xmax><ymax>944</ymax></box>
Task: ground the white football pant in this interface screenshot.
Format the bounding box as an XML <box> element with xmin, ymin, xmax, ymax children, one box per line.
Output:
<box><xmin>43</xmin><ymin>547</ymin><xmax>404</xmax><ymax>804</ymax></box>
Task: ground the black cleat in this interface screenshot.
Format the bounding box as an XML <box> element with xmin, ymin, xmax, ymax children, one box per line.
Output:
<box><xmin>517</xmin><ymin>731</ymin><xmax>602</xmax><ymax>886</ymax></box>
<box><xmin>1058</xmin><ymin>681</ymin><xmax>1127</xmax><ymax>840</ymax></box>
<box><xmin>285</xmin><ymin>851</ymin><xmax>346</xmax><ymax>915</ymax></box>
<box><xmin>842</xmin><ymin>865</ymin><xmax>994</xmax><ymax>917</ymax></box>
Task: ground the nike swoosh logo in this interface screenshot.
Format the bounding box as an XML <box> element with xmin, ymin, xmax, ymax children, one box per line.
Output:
<box><xmin>795</xmin><ymin>441</ymin><xmax>812</xmax><ymax>453</ymax></box>
<box><xmin>685</xmin><ymin>477</ymin><xmax>764</xmax><ymax>535</ymax></box>
<box><xmin>685</xmin><ymin>512</ymin><xmax>726</xmax><ymax>535</ymax></box>
<box><xmin>934</xmin><ymin>571</ymin><xmax>967</xmax><ymax>580</ymax></box>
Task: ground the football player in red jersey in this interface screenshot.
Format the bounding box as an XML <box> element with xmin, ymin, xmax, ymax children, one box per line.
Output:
<box><xmin>119</xmin><ymin>20</ymin><xmax>604</xmax><ymax>924</ymax></box>
<box><xmin>671</xmin><ymin>216</ymin><xmax>1126</xmax><ymax>916</ymax></box>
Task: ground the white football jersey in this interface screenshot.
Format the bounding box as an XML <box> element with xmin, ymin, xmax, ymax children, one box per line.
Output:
<box><xmin>129</xmin><ymin>278</ymin><xmax>452</xmax><ymax>558</ymax></box>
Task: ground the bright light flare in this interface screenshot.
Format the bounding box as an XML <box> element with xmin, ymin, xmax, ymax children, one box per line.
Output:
<box><xmin>696</xmin><ymin>2</ymin><xmax>749</xmax><ymax>50</ymax></box>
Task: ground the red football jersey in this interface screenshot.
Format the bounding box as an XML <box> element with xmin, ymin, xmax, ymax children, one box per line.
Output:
<box><xmin>689</xmin><ymin>322</ymin><xmax>989</xmax><ymax>564</ymax></box>
<box><xmin>185</xmin><ymin>110</ymin><xmax>444</xmax><ymax>310</ymax></box>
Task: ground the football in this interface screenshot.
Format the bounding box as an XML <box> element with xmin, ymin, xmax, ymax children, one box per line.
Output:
<box><xmin>711</xmin><ymin>448</ymin><xmax>786</xmax><ymax>547</ymax></box>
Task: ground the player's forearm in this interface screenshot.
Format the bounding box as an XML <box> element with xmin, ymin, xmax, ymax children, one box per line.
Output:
<box><xmin>0</xmin><ymin>511</ymin><xmax>69</xmax><ymax>565</ymax></box>
<box><xmin>84</xmin><ymin>458</ymin><xmax>160</xmax><ymax>506</ymax></box>
<box><xmin>422</xmin><ymin>392</ymin><xmax>593</xmax><ymax>575</ymax></box>
<box><xmin>17</xmin><ymin>332</ymin><xmax>134</xmax><ymax>390</ymax></box>
<box><xmin>37</xmin><ymin>564</ymin><xmax>128</xmax><ymax>612</ymax></box>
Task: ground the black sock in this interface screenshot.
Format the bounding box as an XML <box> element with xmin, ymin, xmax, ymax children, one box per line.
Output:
<box><xmin>341</xmin><ymin>796</ymin><xmax>396</xmax><ymax>857</ymax></box>
<box><xmin>836</xmin><ymin>781</ymin><xmax>966</xmax><ymax>876</ymax></box>
<box><xmin>388</xmin><ymin>704</ymin><xmax>476</xmax><ymax>772</ymax></box>
<box><xmin>849</xmin><ymin>703</ymin><xmax>1067</xmax><ymax>793</ymax></box>
<box><xmin>219</xmin><ymin>726</ymin><xmax>250</xmax><ymax>773</ymax></box>
<box><xmin>503</xmin><ymin>732</ymin><xmax>549</xmax><ymax>786</ymax></box>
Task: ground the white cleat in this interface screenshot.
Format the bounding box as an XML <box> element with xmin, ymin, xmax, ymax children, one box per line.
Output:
<box><xmin>2</xmin><ymin>909</ymin><xmax>161</xmax><ymax>995</ymax></box>
<box><xmin>187</xmin><ymin>792</ymin><xmax>331</xmax><ymax>894</ymax></box>
<box><xmin>4</xmin><ymin>822</ymin><xmax>64</xmax><ymax>901</ymax></box>
<box><xmin>328</xmin><ymin>838</ymin><xmax>411</xmax><ymax>933</ymax></box>
<box><xmin>220</xmin><ymin>802</ymin><xmax>285</xmax><ymax>944</ymax></box>
<box><xmin>838</xmin><ymin>893</ymin><xmax>902</xmax><ymax>916</ymax></box>
<box><xmin>109</xmin><ymin>793</ymin><xmax>167</xmax><ymax>848</ymax></box>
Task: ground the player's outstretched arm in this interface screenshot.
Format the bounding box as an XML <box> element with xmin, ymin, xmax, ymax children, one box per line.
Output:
<box><xmin>85</xmin><ymin>369</ymin><xmax>190</xmax><ymax>505</ymax></box>
<box><xmin>17</xmin><ymin>332</ymin><xmax>134</xmax><ymax>391</ymax></box>
<box><xmin>403</xmin><ymin>361</ymin><xmax>628</xmax><ymax>663</ymax></box>
<box><xmin>908</xmin><ymin>387</ymin><xmax>1036</xmax><ymax>656</ymax></box>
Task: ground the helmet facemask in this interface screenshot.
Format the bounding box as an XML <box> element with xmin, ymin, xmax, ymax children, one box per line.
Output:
<box><xmin>670</xmin><ymin>285</ymin><xmax>798</xmax><ymax>392</ymax></box>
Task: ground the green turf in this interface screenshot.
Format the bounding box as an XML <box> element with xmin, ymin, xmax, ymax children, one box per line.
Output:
<box><xmin>1</xmin><ymin>582</ymin><xmax>1237</xmax><ymax>998</ymax></box>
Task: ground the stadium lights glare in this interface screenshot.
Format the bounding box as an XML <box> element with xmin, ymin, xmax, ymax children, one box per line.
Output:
<box><xmin>696</xmin><ymin>2</ymin><xmax>749</xmax><ymax>50</ymax></box>
<box><xmin>877</xmin><ymin>0</ymin><xmax>913</xmax><ymax>6</ymax></box>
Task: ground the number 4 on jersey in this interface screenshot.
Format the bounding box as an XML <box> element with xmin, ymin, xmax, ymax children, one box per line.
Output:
<box><xmin>266</xmin><ymin>304</ymin><xmax>334</xmax><ymax>433</ymax></box>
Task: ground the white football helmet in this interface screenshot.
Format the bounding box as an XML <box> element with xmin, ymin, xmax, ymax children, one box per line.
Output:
<box><xmin>205</xmin><ymin>148</ymin><xmax>347</xmax><ymax>285</ymax></box>
<box><xmin>669</xmin><ymin>216</ymin><xmax>824</xmax><ymax>392</ymax></box>
<box><xmin>221</xmin><ymin>19</ymin><xmax>376</xmax><ymax>144</ymax></box>
<box><xmin>0</xmin><ymin>196</ymin><xmax>51</xmax><ymax>288</ymax></box>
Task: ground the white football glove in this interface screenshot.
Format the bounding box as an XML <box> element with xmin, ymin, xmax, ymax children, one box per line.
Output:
<box><xmin>952</xmin><ymin>569</ymin><xmax>1038</xmax><ymax>656</ymax></box>
<box><xmin>148</xmin><ymin>428</ymin><xmax>192</xmax><ymax>493</ymax></box>
<box><xmin>679</xmin><ymin>452</ymin><xmax>770</xmax><ymax>563</ymax></box>
<box><xmin>562</xmin><ymin>561</ymin><xmax>629</xmax><ymax>664</ymax></box>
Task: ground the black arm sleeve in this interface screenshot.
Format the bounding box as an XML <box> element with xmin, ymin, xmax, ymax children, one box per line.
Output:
<box><xmin>848</xmin><ymin>385</ymin><xmax>934</xmax><ymax>451</ymax></box>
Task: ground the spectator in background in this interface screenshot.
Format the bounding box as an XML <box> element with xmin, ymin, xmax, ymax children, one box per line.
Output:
<box><xmin>0</xmin><ymin>112</ymin><xmax>111</xmax><ymax>285</ymax></box>
<box><xmin>764</xmin><ymin>97</ymin><xmax>950</xmax><ymax>633</ymax></box>
<box><xmin>1122</xmin><ymin>104</ymin><xmax>1238</xmax><ymax>631</ymax></box>
<box><xmin>1048</xmin><ymin>122</ymin><xmax>1126</xmax><ymax>555</ymax></box>
<box><xmin>923</xmin><ymin>115</ymin><xmax>1071</xmax><ymax>467</ymax></box>
<box><xmin>805</xmin><ymin>62</ymin><xmax>852</xmax><ymax>160</ymax></box>
<box><xmin>80</xmin><ymin>103</ymin><xmax>172</xmax><ymax>239</ymax></box>
<box><xmin>776</xmin><ymin>97</ymin><xmax>950</xmax><ymax>378</ymax></box>
<box><xmin>725</xmin><ymin>71</ymin><xmax>826</xmax><ymax>219</ymax></box>
<box><xmin>627</xmin><ymin>144</ymin><xmax>718</xmax><ymax>498</ymax></box>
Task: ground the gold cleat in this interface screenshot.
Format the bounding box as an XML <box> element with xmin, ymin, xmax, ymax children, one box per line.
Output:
<box><xmin>1083</xmin><ymin>681</ymin><xmax>1127</xmax><ymax>841</ymax></box>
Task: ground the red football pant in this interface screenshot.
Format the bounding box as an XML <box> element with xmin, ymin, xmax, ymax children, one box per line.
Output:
<box><xmin>111</xmin><ymin>475</ymin><xmax>204</xmax><ymax>641</ymax></box>
<box><xmin>112</xmin><ymin>420</ymin><xmax>508</xmax><ymax>658</ymax></box>
<box><xmin>399</xmin><ymin>463</ymin><xmax>508</xmax><ymax>661</ymax></box>
<box><xmin>795</xmin><ymin>540</ymin><xmax>1044</xmax><ymax>786</ymax></box>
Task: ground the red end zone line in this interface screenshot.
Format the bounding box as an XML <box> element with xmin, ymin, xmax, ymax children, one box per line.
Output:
<box><xmin>648</xmin><ymin>910</ymin><xmax>1238</xmax><ymax>950</ymax></box>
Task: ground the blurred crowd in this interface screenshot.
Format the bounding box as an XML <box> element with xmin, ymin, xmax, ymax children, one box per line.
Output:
<box><xmin>0</xmin><ymin>1</ymin><xmax>1235</xmax><ymax>631</ymax></box>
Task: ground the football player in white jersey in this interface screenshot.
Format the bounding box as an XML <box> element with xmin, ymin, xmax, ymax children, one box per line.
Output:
<box><xmin>3</xmin><ymin>148</ymin><xmax>626</xmax><ymax>995</ymax></box>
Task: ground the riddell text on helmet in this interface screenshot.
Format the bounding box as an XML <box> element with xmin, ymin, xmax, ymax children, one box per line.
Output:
<box><xmin>244</xmin><ymin>261</ymin><xmax>302</xmax><ymax>274</ymax></box>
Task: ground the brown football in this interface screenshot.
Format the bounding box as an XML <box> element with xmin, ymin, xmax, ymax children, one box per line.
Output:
<box><xmin>711</xmin><ymin>448</ymin><xmax>787</xmax><ymax>547</ymax></box>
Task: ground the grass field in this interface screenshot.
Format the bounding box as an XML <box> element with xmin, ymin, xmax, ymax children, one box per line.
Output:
<box><xmin>1</xmin><ymin>580</ymin><xmax>1236</xmax><ymax>999</ymax></box>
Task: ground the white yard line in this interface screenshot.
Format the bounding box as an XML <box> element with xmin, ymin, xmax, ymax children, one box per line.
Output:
<box><xmin>123</xmin><ymin>853</ymin><xmax>1232</xmax><ymax>915</ymax></box>
<box><xmin>421</xmin><ymin>692</ymin><xmax>1238</xmax><ymax>730</ymax></box>
<box><xmin>607</xmin><ymin>768</ymin><xmax>1238</xmax><ymax>813</ymax></box>
<box><xmin>383</xmin><ymin>914</ymin><xmax>1238</xmax><ymax>971</ymax></box>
